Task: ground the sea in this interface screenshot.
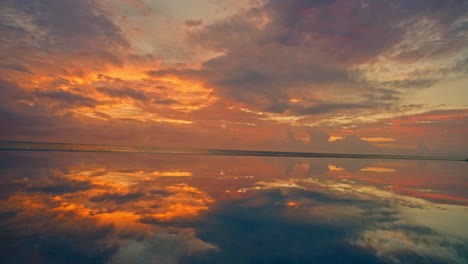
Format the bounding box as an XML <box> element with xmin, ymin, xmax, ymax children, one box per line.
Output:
<box><xmin>1</xmin><ymin>141</ymin><xmax>467</xmax><ymax>264</ymax></box>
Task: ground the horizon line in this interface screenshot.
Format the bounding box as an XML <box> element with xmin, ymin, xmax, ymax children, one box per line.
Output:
<box><xmin>0</xmin><ymin>140</ymin><xmax>466</xmax><ymax>162</ymax></box>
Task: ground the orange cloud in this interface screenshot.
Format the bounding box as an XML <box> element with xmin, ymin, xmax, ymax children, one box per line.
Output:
<box><xmin>361</xmin><ymin>137</ymin><xmax>396</xmax><ymax>142</ymax></box>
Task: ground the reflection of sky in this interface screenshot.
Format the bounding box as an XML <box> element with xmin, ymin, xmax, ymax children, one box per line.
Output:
<box><xmin>0</xmin><ymin>151</ymin><xmax>467</xmax><ymax>264</ymax></box>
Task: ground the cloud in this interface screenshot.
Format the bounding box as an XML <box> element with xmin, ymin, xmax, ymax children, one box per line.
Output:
<box><xmin>97</xmin><ymin>86</ymin><xmax>148</xmax><ymax>101</ymax></box>
<box><xmin>0</xmin><ymin>0</ymin><xmax>466</xmax><ymax>154</ymax></box>
<box><xmin>278</xmin><ymin>0</ymin><xmax>466</xmax><ymax>61</ymax></box>
<box><xmin>364</xmin><ymin>109</ymin><xmax>468</xmax><ymax>156</ymax></box>
<box><xmin>0</xmin><ymin>63</ymin><xmax>31</xmax><ymax>73</ymax></box>
<box><xmin>180</xmin><ymin>0</ymin><xmax>468</xmax><ymax>115</ymax></box>
<box><xmin>0</xmin><ymin>0</ymin><xmax>130</xmax><ymax>79</ymax></box>
<box><xmin>90</xmin><ymin>192</ymin><xmax>145</xmax><ymax>204</ymax></box>
<box><xmin>185</xmin><ymin>19</ymin><xmax>203</xmax><ymax>27</ymax></box>
<box><xmin>0</xmin><ymin>80</ymin><xmax>68</xmax><ymax>136</ymax></box>
<box><xmin>36</xmin><ymin>90</ymin><xmax>99</xmax><ymax>107</ymax></box>
<box><xmin>1</xmin><ymin>0</ymin><xmax>128</xmax><ymax>51</ymax></box>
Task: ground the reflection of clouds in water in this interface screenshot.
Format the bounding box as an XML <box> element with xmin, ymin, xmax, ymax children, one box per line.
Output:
<box><xmin>113</xmin><ymin>231</ymin><xmax>216</xmax><ymax>264</ymax></box>
<box><xmin>184</xmin><ymin>188</ymin><xmax>389</xmax><ymax>264</ymax></box>
<box><xmin>0</xmin><ymin>166</ymin><xmax>215</xmax><ymax>264</ymax></box>
<box><xmin>185</xmin><ymin>179</ymin><xmax>467</xmax><ymax>263</ymax></box>
<box><xmin>1</xmin><ymin>152</ymin><xmax>467</xmax><ymax>263</ymax></box>
<box><xmin>74</xmin><ymin>169</ymin><xmax>192</xmax><ymax>186</ymax></box>
<box><xmin>63</xmin><ymin>169</ymin><xmax>214</xmax><ymax>222</ymax></box>
<box><xmin>0</xmin><ymin>194</ymin><xmax>214</xmax><ymax>264</ymax></box>
<box><xmin>306</xmin><ymin>181</ymin><xmax>468</xmax><ymax>263</ymax></box>
<box><xmin>0</xmin><ymin>195</ymin><xmax>119</xmax><ymax>264</ymax></box>
<box><xmin>354</xmin><ymin>226</ymin><xmax>468</xmax><ymax>264</ymax></box>
<box><xmin>360</xmin><ymin>167</ymin><xmax>396</xmax><ymax>173</ymax></box>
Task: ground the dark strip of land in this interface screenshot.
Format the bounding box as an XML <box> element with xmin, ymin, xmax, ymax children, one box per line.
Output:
<box><xmin>0</xmin><ymin>141</ymin><xmax>466</xmax><ymax>161</ymax></box>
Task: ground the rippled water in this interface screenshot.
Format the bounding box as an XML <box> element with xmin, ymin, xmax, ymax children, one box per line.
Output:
<box><xmin>1</xmin><ymin>148</ymin><xmax>467</xmax><ymax>264</ymax></box>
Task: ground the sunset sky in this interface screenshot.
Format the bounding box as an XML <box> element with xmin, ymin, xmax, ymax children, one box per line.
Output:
<box><xmin>1</xmin><ymin>0</ymin><xmax>467</xmax><ymax>156</ymax></box>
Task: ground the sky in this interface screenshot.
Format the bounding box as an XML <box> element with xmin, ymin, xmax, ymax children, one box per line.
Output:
<box><xmin>1</xmin><ymin>0</ymin><xmax>467</xmax><ymax>156</ymax></box>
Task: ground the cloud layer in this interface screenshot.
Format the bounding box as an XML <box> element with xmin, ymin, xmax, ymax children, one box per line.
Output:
<box><xmin>0</xmin><ymin>0</ymin><xmax>467</xmax><ymax>155</ymax></box>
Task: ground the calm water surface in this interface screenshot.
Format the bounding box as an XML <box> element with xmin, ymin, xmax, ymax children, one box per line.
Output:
<box><xmin>1</xmin><ymin>150</ymin><xmax>467</xmax><ymax>264</ymax></box>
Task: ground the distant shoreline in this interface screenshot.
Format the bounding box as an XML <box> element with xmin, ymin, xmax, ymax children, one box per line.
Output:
<box><xmin>0</xmin><ymin>141</ymin><xmax>466</xmax><ymax>162</ymax></box>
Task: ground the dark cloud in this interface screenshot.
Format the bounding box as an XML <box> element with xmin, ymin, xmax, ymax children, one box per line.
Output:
<box><xmin>0</xmin><ymin>0</ymin><xmax>129</xmax><ymax>78</ymax></box>
<box><xmin>453</xmin><ymin>56</ymin><xmax>468</xmax><ymax>73</ymax></box>
<box><xmin>90</xmin><ymin>192</ymin><xmax>144</xmax><ymax>204</ymax></box>
<box><xmin>0</xmin><ymin>63</ymin><xmax>31</xmax><ymax>73</ymax></box>
<box><xmin>93</xmin><ymin>111</ymin><xmax>113</xmax><ymax>120</ymax></box>
<box><xmin>153</xmin><ymin>98</ymin><xmax>179</xmax><ymax>105</ymax></box>
<box><xmin>289</xmin><ymin>101</ymin><xmax>383</xmax><ymax>115</ymax></box>
<box><xmin>97</xmin><ymin>86</ymin><xmax>148</xmax><ymax>101</ymax></box>
<box><xmin>267</xmin><ymin>0</ymin><xmax>467</xmax><ymax>62</ymax></box>
<box><xmin>0</xmin><ymin>80</ymin><xmax>65</xmax><ymax>137</ymax></box>
<box><xmin>36</xmin><ymin>90</ymin><xmax>98</xmax><ymax>107</ymax></box>
<box><xmin>267</xmin><ymin>0</ymin><xmax>401</xmax><ymax>62</ymax></box>
<box><xmin>185</xmin><ymin>19</ymin><xmax>203</xmax><ymax>27</ymax></box>
<box><xmin>1</xmin><ymin>0</ymin><xmax>128</xmax><ymax>52</ymax></box>
<box><xmin>381</xmin><ymin>79</ymin><xmax>438</xmax><ymax>90</ymax></box>
<box><xmin>182</xmin><ymin>0</ymin><xmax>468</xmax><ymax>115</ymax></box>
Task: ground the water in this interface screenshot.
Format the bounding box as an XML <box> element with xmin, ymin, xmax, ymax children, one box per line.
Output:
<box><xmin>1</xmin><ymin>144</ymin><xmax>467</xmax><ymax>264</ymax></box>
